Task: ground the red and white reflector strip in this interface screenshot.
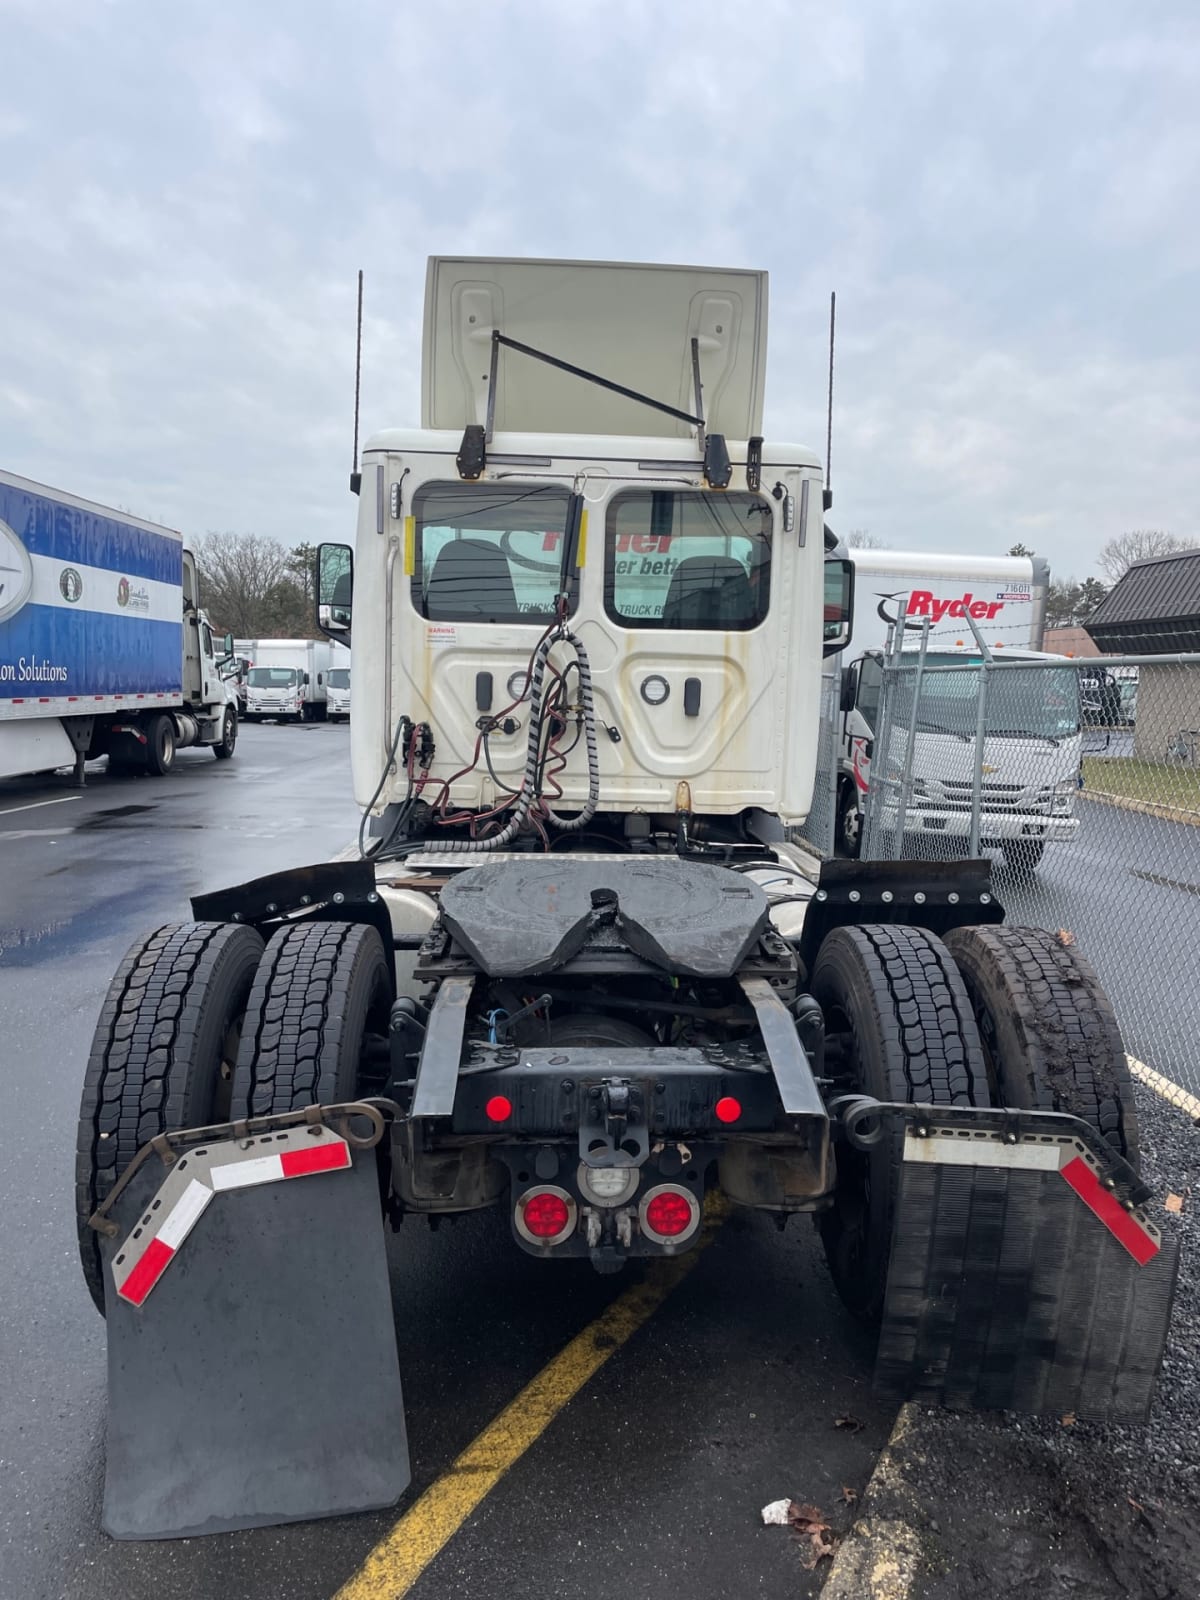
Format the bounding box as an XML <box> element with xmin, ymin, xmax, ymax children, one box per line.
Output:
<box><xmin>1059</xmin><ymin>1155</ymin><xmax>1158</xmax><ymax>1266</ymax></box>
<box><xmin>904</xmin><ymin>1129</ymin><xmax>1160</xmax><ymax>1265</ymax></box>
<box><xmin>112</xmin><ymin>1128</ymin><xmax>352</xmax><ymax>1308</ymax></box>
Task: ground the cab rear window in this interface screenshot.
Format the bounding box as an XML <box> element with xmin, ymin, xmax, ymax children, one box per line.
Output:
<box><xmin>411</xmin><ymin>484</ymin><xmax>577</xmax><ymax>623</ymax></box>
<box><xmin>603</xmin><ymin>491</ymin><xmax>771</xmax><ymax>630</ymax></box>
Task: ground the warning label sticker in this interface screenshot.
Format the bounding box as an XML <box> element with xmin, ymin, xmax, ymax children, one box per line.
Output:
<box><xmin>425</xmin><ymin>625</ymin><xmax>457</xmax><ymax>650</ymax></box>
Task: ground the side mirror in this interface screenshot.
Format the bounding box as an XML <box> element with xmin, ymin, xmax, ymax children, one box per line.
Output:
<box><xmin>223</xmin><ymin>631</ymin><xmax>234</xmax><ymax>657</ymax></box>
<box><xmin>839</xmin><ymin>662</ymin><xmax>859</xmax><ymax>713</ymax></box>
<box><xmin>822</xmin><ymin>557</ymin><xmax>854</xmax><ymax>658</ymax></box>
<box><xmin>317</xmin><ymin>543</ymin><xmax>354</xmax><ymax>639</ymax></box>
<box><xmin>302</xmin><ymin>672</ymin><xmax>310</xmax><ymax>687</ymax></box>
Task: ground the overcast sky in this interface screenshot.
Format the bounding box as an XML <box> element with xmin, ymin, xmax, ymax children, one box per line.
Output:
<box><xmin>2</xmin><ymin>0</ymin><xmax>1197</xmax><ymax>581</ymax></box>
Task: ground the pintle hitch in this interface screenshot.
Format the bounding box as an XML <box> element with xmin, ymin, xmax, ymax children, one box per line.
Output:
<box><xmin>580</xmin><ymin>1077</ymin><xmax>648</xmax><ymax>1167</ymax></box>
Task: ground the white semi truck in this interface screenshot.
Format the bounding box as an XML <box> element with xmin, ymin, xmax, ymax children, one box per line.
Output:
<box><xmin>834</xmin><ymin>550</ymin><xmax>1082</xmax><ymax>869</ymax></box>
<box><xmin>0</xmin><ymin>469</ymin><xmax>239</xmax><ymax>781</ymax></box>
<box><xmin>75</xmin><ymin>258</ymin><xmax>1171</xmax><ymax>1541</ymax></box>
<box><xmin>241</xmin><ymin>638</ymin><xmax>332</xmax><ymax>721</ymax></box>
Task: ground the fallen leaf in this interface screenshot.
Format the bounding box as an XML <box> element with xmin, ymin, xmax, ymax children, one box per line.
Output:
<box><xmin>1127</xmin><ymin>1496</ymin><xmax>1156</xmax><ymax>1533</ymax></box>
<box><xmin>1165</xmin><ymin>1193</ymin><xmax>1184</xmax><ymax>1214</ymax></box>
<box><xmin>840</xmin><ymin>1484</ymin><xmax>859</xmax><ymax>1506</ymax></box>
<box><xmin>1060</xmin><ymin>1413</ymin><xmax>1076</xmax><ymax>1427</ymax></box>
<box><xmin>1056</xmin><ymin>928</ymin><xmax>1076</xmax><ymax>947</ymax></box>
<box><xmin>834</xmin><ymin>1414</ymin><xmax>865</xmax><ymax>1432</ymax></box>
<box><xmin>785</xmin><ymin>1502</ymin><xmax>837</xmax><ymax>1570</ymax></box>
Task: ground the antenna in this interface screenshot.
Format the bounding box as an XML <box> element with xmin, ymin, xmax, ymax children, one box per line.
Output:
<box><xmin>350</xmin><ymin>269</ymin><xmax>364</xmax><ymax>495</ymax></box>
<box><xmin>824</xmin><ymin>290</ymin><xmax>835</xmax><ymax>511</ymax></box>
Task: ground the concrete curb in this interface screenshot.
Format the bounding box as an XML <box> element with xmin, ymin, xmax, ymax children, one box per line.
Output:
<box><xmin>1082</xmin><ymin>788</ymin><xmax>1200</xmax><ymax>828</ymax></box>
<box><xmin>821</xmin><ymin>1404</ymin><xmax>922</xmax><ymax>1599</ymax></box>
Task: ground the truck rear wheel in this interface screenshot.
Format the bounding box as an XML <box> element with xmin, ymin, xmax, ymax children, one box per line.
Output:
<box><xmin>144</xmin><ymin>714</ymin><xmax>176</xmax><ymax>776</ymax></box>
<box><xmin>213</xmin><ymin>707</ymin><xmax>237</xmax><ymax>759</ymax></box>
<box><xmin>230</xmin><ymin>922</ymin><xmax>393</xmax><ymax>1116</ymax></box>
<box><xmin>812</xmin><ymin>925</ymin><xmax>989</xmax><ymax>1321</ymax></box>
<box><xmin>944</xmin><ymin>925</ymin><xmax>1139</xmax><ymax>1168</ymax></box>
<box><xmin>75</xmin><ymin>921</ymin><xmax>266</xmax><ymax>1314</ymax></box>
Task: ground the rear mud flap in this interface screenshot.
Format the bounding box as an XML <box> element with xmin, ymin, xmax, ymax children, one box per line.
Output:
<box><xmin>99</xmin><ymin>1125</ymin><xmax>409</xmax><ymax>1538</ymax></box>
<box><xmin>876</xmin><ymin>1125</ymin><xmax>1179</xmax><ymax>1424</ymax></box>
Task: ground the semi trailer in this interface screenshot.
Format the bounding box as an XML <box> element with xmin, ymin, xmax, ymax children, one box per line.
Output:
<box><xmin>1</xmin><ymin>470</ymin><xmax>239</xmax><ymax>782</ymax></box>
<box><xmin>77</xmin><ymin>258</ymin><xmax>1176</xmax><ymax>1541</ymax></box>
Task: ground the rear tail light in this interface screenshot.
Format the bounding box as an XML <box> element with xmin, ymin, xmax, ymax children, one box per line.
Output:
<box><xmin>515</xmin><ymin>1186</ymin><xmax>577</xmax><ymax>1245</ymax></box>
<box><xmin>639</xmin><ymin>1185</ymin><xmax>701</xmax><ymax>1246</ymax></box>
<box><xmin>714</xmin><ymin>1095</ymin><xmax>742</xmax><ymax>1124</ymax></box>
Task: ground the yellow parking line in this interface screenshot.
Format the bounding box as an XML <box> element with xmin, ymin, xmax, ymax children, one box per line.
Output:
<box><xmin>334</xmin><ymin>1194</ymin><xmax>729</xmax><ymax>1600</ymax></box>
<box><xmin>1127</xmin><ymin>1055</ymin><xmax>1200</xmax><ymax>1120</ymax></box>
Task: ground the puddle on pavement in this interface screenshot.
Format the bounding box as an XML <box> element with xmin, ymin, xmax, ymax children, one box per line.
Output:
<box><xmin>74</xmin><ymin>805</ymin><xmax>158</xmax><ymax>829</ymax></box>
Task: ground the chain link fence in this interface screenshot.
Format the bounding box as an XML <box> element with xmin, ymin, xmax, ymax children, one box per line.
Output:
<box><xmin>859</xmin><ymin>642</ymin><xmax>1200</xmax><ymax>1107</ymax></box>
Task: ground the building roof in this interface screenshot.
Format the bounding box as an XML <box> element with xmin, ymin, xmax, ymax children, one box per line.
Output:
<box><xmin>1086</xmin><ymin>548</ymin><xmax>1200</xmax><ymax>654</ymax></box>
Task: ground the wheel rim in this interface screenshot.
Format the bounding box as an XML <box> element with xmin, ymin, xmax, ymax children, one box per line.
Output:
<box><xmin>225</xmin><ymin>712</ymin><xmax>236</xmax><ymax>751</ymax></box>
<box><xmin>844</xmin><ymin>798</ymin><xmax>861</xmax><ymax>848</ymax></box>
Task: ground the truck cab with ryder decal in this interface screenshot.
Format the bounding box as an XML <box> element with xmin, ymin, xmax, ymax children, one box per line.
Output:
<box><xmin>74</xmin><ymin>259</ymin><xmax>1175</xmax><ymax>1542</ymax></box>
<box><xmin>833</xmin><ymin>550</ymin><xmax>1081</xmax><ymax>872</ymax></box>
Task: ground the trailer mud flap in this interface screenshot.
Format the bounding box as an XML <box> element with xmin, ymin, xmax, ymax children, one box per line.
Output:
<box><xmin>98</xmin><ymin>1124</ymin><xmax>409</xmax><ymax>1538</ymax></box>
<box><xmin>876</xmin><ymin>1126</ymin><xmax>1179</xmax><ymax>1424</ymax></box>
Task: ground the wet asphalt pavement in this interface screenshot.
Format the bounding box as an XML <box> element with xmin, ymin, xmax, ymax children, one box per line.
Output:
<box><xmin>0</xmin><ymin>725</ymin><xmax>896</xmax><ymax>1600</ymax></box>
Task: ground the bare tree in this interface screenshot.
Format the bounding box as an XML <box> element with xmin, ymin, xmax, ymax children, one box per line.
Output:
<box><xmin>846</xmin><ymin>529</ymin><xmax>889</xmax><ymax>549</ymax></box>
<box><xmin>1007</xmin><ymin>542</ymin><xmax>1035</xmax><ymax>558</ymax></box>
<box><xmin>194</xmin><ymin>532</ymin><xmax>306</xmax><ymax>638</ymax></box>
<box><xmin>1098</xmin><ymin>530</ymin><xmax>1197</xmax><ymax>584</ymax></box>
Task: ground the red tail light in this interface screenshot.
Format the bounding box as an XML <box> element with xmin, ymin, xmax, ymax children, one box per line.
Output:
<box><xmin>714</xmin><ymin>1095</ymin><xmax>742</xmax><ymax>1124</ymax></box>
<box><xmin>485</xmin><ymin>1095</ymin><xmax>513</xmax><ymax>1123</ymax></box>
<box><xmin>640</xmin><ymin>1185</ymin><xmax>701</xmax><ymax>1245</ymax></box>
<box><xmin>515</xmin><ymin>1186</ymin><xmax>576</xmax><ymax>1245</ymax></box>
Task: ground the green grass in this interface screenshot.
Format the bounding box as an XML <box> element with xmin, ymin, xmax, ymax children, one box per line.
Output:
<box><xmin>1082</xmin><ymin>756</ymin><xmax>1200</xmax><ymax>812</ymax></box>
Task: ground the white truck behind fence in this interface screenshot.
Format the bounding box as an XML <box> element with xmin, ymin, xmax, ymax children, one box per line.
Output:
<box><xmin>859</xmin><ymin>639</ymin><xmax>1200</xmax><ymax>1105</ymax></box>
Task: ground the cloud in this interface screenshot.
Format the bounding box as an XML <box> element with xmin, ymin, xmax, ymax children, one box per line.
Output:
<box><xmin>0</xmin><ymin>0</ymin><xmax>1195</xmax><ymax>582</ymax></box>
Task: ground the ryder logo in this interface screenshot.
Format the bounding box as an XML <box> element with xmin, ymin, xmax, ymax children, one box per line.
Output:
<box><xmin>0</xmin><ymin>520</ymin><xmax>35</xmax><ymax>624</ymax></box>
<box><xmin>906</xmin><ymin>590</ymin><xmax>1007</xmax><ymax>623</ymax></box>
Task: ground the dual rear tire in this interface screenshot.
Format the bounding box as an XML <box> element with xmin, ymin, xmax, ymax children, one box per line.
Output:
<box><xmin>812</xmin><ymin>921</ymin><xmax>1138</xmax><ymax>1323</ymax></box>
<box><xmin>75</xmin><ymin>919</ymin><xmax>391</xmax><ymax>1314</ymax></box>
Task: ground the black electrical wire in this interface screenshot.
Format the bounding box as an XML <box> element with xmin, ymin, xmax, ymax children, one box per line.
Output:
<box><xmin>358</xmin><ymin>715</ymin><xmax>412</xmax><ymax>860</ymax></box>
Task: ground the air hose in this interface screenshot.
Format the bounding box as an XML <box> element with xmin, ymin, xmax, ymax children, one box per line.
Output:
<box><xmin>425</xmin><ymin>626</ymin><xmax>600</xmax><ymax>853</ymax></box>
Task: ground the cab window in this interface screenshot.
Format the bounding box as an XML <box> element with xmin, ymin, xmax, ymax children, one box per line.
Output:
<box><xmin>603</xmin><ymin>491</ymin><xmax>771</xmax><ymax>630</ymax></box>
<box><xmin>411</xmin><ymin>484</ymin><xmax>578</xmax><ymax>623</ymax></box>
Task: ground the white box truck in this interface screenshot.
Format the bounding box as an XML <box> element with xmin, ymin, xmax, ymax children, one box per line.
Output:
<box><xmin>835</xmin><ymin>550</ymin><xmax>1082</xmax><ymax>870</ymax></box>
<box><xmin>0</xmin><ymin>469</ymin><xmax>239</xmax><ymax>781</ymax></box>
<box><xmin>326</xmin><ymin>647</ymin><xmax>351</xmax><ymax>721</ymax></box>
<box><xmin>242</xmin><ymin>638</ymin><xmax>332</xmax><ymax>721</ymax></box>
